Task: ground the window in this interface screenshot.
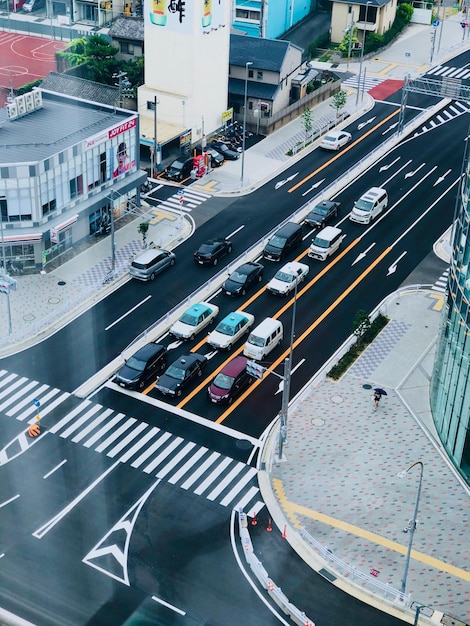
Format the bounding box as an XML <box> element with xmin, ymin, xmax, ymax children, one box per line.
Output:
<box><xmin>42</xmin><ymin>199</ymin><xmax>57</xmax><ymax>216</ymax></box>
<box><xmin>257</xmin><ymin>71</ymin><xmax>263</xmax><ymax>81</ymax></box>
<box><xmin>248</xmin><ymin>69</ymin><xmax>254</xmax><ymax>78</ymax></box>
<box><xmin>70</xmin><ymin>174</ymin><xmax>83</xmax><ymax>199</ymax></box>
<box><xmin>100</xmin><ymin>152</ymin><xmax>107</xmax><ymax>183</ymax></box>
<box><xmin>121</xmin><ymin>42</ymin><xmax>134</xmax><ymax>55</ymax></box>
<box><xmin>0</xmin><ymin>197</ymin><xmax>6</xmax><ymax>222</ymax></box>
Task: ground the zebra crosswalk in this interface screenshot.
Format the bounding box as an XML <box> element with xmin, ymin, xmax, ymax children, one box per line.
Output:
<box><xmin>342</xmin><ymin>75</ymin><xmax>385</xmax><ymax>92</ymax></box>
<box><xmin>432</xmin><ymin>268</ymin><xmax>449</xmax><ymax>294</ymax></box>
<box><xmin>148</xmin><ymin>186</ymin><xmax>212</xmax><ymax>214</ymax></box>
<box><xmin>426</xmin><ymin>65</ymin><xmax>470</xmax><ymax>80</ymax></box>
<box><xmin>0</xmin><ymin>370</ymin><xmax>264</xmax><ymax>517</ymax></box>
<box><xmin>415</xmin><ymin>101</ymin><xmax>470</xmax><ymax>135</ymax></box>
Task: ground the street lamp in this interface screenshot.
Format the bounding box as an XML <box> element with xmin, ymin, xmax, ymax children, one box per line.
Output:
<box><xmin>149</xmin><ymin>95</ymin><xmax>160</xmax><ymax>177</ymax></box>
<box><xmin>397</xmin><ymin>460</ymin><xmax>424</xmax><ymax>595</ymax></box>
<box><xmin>278</xmin><ymin>278</ymin><xmax>298</xmax><ymax>460</ymax></box>
<box><xmin>356</xmin><ymin>1</ymin><xmax>372</xmax><ymax>106</ymax></box>
<box><xmin>241</xmin><ymin>61</ymin><xmax>253</xmax><ymax>188</ymax></box>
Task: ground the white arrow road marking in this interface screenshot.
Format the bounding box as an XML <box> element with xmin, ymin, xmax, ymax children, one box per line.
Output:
<box><xmin>352</xmin><ymin>242</ymin><xmax>376</xmax><ymax>266</ymax></box>
<box><xmin>275</xmin><ymin>359</ymin><xmax>305</xmax><ymax>395</ymax></box>
<box><xmin>275</xmin><ymin>173</ymin><xmax>298</xmax><ymax>190</ymax></box>
<box><xmin>382</xmin><ymin>122</ymin><xmax>399</xmax><ymax>135</ymax></box>
<box><xmin>379</xmin><ymin>157</ymin><xmax>401</xmax><ymax>172</ymax></box>
<box><xmin>167</xmin><ymin>339</ymin><xmax>183</xmax><ymax>350</ymax></box>
<box><xmin>205</xmin><ymin>350</ymin><xmax>219</xmax><ymax>360</ymax></box>
<box><xmin>433</xmin><ymin>169</ymin><xmax>452</xmax><ymax>186</ymax></box>
<box><xmin>405</xmin><ymin>163</ymin><xmax>426</xmax><ymax>178</ymax></box>
<box><xmin>301</xmin><ymin>178</ymin><xmax>326</xmax><ymax>196</ymax></box>
<box><xmin>387</xmin><ymin>251</ymin><xmax>407</xmax><ymax>276</ymax></box>
<box><xmin>357</xmin><ymin>117</ymin><xmax>376</xmax><ymax>130</ymax></box>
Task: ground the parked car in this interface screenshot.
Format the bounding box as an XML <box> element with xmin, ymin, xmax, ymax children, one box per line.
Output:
<box><xmin>155</xmin><ymin>353</ymin><xmax>207</xmax><ymax>397</ymax></box>
<box><xmin>207</xmin><ymin>311</ymin><xmax>255</xmax><ymax>350</ymax></box>
<box><xmin>210</xmin><ymin>141</ymin><xmax>240</xmax><ymax>160</ymax></box>
<box><xmin>114</xmin><ymin>343</ymin><xmax>167</xmax><ymax>390</ymax></box>
<box><xmin>129</xmin><ymin>248</ymin><xmax>176</xmax><ymax>282</ymax></box>
<box><xmin>266</xmin><ymin>261</ymin><xmax>309</xmax><ymax>296</ymax></box>
<box><xmin>169</xmin><ymin>302</ymin><xmax>219</xmax><ymax>340</ymax></box>
<box><xmin>165</xmin><ymin>156</ymin><xmax>194</xmax><ymax>181</ymax></box>
<box><xmin>304</xmin><ymin>200</ymin><xmax>340</xmax><ymax>229</ymax></box>
<box><xmin>195</xmin><ymin>146</ymin><xmax>225</xmax><ymax>167</ymax></box>
<box><xmin>207</xmin><ymin>356</ymin><xmax>254</xmax><ymax>405</ymax></box>
<box><xmin>222</xmin><ymin>262</ymin><xmax>264</xmax><ymax>296</ymax></box>
<box><xmin>319</xmin><ymin>130</ymin><xmax>352</xmax><ymax>151</ymax></box>
<box><xmin>23</xmin><ymin>0</ymin><xmax>45</xmax><ymax>12</ymax></box>
<box><xmin>194</xmin><ymin>238</ymin><xmax>232</xmax><ymax>266</ymax></box>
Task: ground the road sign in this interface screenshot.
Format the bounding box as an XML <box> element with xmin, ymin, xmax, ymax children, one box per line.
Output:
<box><xmin>432</xmin><ymin>19</ymin><xmax>440</xmax><ymax>27</ymax></box>
<box><xmin>405</xmin><ymin>52</ymin><xmax>411</xmax><ymax>57</ymax></box>
<box><xmin>33</xmin><ymin>398</ymin><xmax>41</xmax><ymax>408</ymax></box>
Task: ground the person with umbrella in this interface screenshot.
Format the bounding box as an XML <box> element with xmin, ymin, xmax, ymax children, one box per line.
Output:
<box><xmin>373</xmin><ymin>388</ymin><xmax>387</xmax><ymax>411</ymax></box>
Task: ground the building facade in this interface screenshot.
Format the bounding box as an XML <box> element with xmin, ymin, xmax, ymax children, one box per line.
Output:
<box><xmin>0</xmin><ymin>89</ymin><xmax>145</xmax><ymax>270</ymax></box>
<box><xmin>330</xmin><ymin>0</ymin><xmax>397</xmax><ymax>45</ymax></box>
<box><xmin>430</xmin><ymin>161</ymin><xmax>470</xmax><ymax>485</ymax></box>
<box><xmin>232</xmin><ymin>0</ymin><xmax>314</xmax><ymax>39</ymax></box>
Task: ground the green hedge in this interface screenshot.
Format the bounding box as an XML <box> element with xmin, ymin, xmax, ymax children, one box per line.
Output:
<box><xmin>327</xmin><ymin>314</ymin><xmax>389</xmax><ymax>380</ymax></box>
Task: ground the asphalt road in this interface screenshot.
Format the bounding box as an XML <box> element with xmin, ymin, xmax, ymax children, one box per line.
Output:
<box><xmin>0</xmin><ymin>84</ymin><xmax>465</xmax><ymax>625</ymax></box>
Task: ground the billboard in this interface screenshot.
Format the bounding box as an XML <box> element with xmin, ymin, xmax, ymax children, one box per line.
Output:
<box><xmin>148</xmin><ymin>0</ymin><xmax>226</xmax><ymax>34</ymax></box>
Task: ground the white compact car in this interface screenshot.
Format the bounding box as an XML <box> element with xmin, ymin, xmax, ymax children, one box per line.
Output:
<box><xmin>266</xmin><ymin>262</ymin><xmax>309</xmax><ymax>296</ymax></box>
<box><xmin>319</xmin><ymin>130</ymin><xmax>352</xmax><ymax>151</ymax></box>
<box><xmin>169</xmin><ymin>302</ymin><xmax>219</xmax><ymax>341</ymax></box>
<box><xmin>207</xmin><ymin>310</ymin><xmax>255</xmax><ymax>350</ymax></box>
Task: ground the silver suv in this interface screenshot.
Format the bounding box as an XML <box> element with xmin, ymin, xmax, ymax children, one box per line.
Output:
<box><xmin>129</xmin><ymin>248</ymin><xmax>176</xmax><ymax>281</ymax></box>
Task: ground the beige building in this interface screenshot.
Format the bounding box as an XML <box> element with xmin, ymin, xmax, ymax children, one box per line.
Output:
<box><xmin>330</xmin><ymin>0</ymin><xmax>398</xmax><ymax>45</ymax></box>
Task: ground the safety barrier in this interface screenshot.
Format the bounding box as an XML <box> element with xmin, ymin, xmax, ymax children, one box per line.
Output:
<box><xmin>238</xmin><ymin>510</ymin><xmax>316</xmax><ymax>626</ymax></box>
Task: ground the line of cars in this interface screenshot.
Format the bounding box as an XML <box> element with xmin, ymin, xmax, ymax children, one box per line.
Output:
<box><xmin>121</xmin><ymin>184</ymin><xmax>389</xmax><ymax>404</ymax></box>
<box><xmin>164</xmin><ymin>140</ymin><xmax>240</xmax><ymax>182</ymax></box>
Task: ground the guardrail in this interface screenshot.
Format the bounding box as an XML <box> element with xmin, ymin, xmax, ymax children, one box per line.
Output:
<box><xmin>238</xmin><ymin>510</ymin><xmax>316</xmax><ymax>626</ymax></box>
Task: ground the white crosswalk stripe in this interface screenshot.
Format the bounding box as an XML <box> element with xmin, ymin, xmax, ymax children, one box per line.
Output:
<box><xmin>342</xmin><ymin>75</ymin><xmax>385</xmax><ymax>92</ymax></box>
<box><xmin>415</xmin><ymin>101</ymin><xmax>469</xmax><ymax>134</ymax></box>
<box><xmin>152</xmin><ymin>188</ymin><xmax>212</xmax><ymax>214</ymax></box>
<box><xmin>0</xmin><ymin>371</ymin><xmax>264</xmax><ymax>513</ymax></box>
<box><xmin>426</xmin><ymin>65</ymin><xmax>470</xmax><ymax>80</ymax></box>
<box><xmin>433</xmin><ymin>269</ymin><xmax>449</xmax><ymax>293</ymax></box>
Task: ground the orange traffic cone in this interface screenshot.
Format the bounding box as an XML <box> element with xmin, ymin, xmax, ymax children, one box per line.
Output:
<box><xmin>266</xmin><ymin>518</ymin><xmax>272</xmax><ymax>532</ymax></box>
<box><xmin>251</xmin><ymin>512</ymin><xmax>257</xmax><ymax>526</ymax></box>
<box><xmin>28</xmin><ymin>423</ymin><xmax>40</xmax><ymax>437</ymax></box>
<box><xmin>282</xmin><ymin>524</ymin><xmax>287</xmax><ymax>539</ymax></box>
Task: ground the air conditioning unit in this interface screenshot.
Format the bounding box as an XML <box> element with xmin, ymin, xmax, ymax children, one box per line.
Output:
<box><xmin>32</xmin><ymin>89</ymin><xmax>42</xmax><ymax>109</ymax></box>
<box><xmin>25</xmin><ymin>92</ymin><xmax>34</xmax><ymax>112</ymax></box>
<box><xmin>7</xmin><ymin>102</ymin><xmax>18</xmax><ymax>120</ymax></box>
<box><xmin>16</xmin><ymin>95</ymin><xmax>26</xmax><ymax>116</ymax></box>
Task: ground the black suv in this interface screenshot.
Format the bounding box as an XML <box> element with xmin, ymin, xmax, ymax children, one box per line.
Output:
<box><xmin>263</xmin><ymin>222</ymin><xmax>303</xmax><ymax>262</ymax></box>
<box><xmin>114</xmin><ymin>343</ymin><xmax>167</xmax><ymax>390</ymax></box>
<box><xmin>155</xmin><ymin>353</ymin><xmax>207</xmax><ymax>397</ymax></box>
<box><xmin>304</xmin><ymin>200</ymin><xmax>340</xmax><ymax>229</ymax></box>
<box><xmin>165</xmin><ymin>156</ymin><xmax>194</xmax><ymax>181</ymax></box>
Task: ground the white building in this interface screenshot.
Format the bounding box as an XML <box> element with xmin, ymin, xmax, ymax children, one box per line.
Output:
<box><xmin>0</xmin><ymin>89</ymin><xmax>145</xmax><ymax>270</ymax></box>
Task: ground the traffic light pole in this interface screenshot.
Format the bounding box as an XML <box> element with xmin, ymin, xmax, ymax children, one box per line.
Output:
<box><xmin>278</xmin><ymin>356</ymin><xmax>291</xmax><ymax>461</ymax></box>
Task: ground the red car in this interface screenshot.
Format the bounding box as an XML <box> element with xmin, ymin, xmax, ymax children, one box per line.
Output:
<box><xmin>207</xmin><ymin>356</ymin><xmax>254</xmax><ymax>405</ymax></box>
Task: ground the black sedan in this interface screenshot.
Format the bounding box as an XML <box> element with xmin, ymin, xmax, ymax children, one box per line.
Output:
<box><xmin>304</xmin><ymin>200</ymin><xmax>340</xmax><ymax>229</ymax></box>
<box><xmin>114</xmin><ymin>343</ymin><xmax>167</xmax><ymax>390</ymax></box>
<box><xmin>222</xmin><ymin>262</ymin><xmax>264</xmax><ymax>296</ymax></box>
<box><xmin>155</xmin><ymin>353</ymin><xmax>207</xmax><ymax>397</ymax></box>
<box><xmin>210</xmin><ymin>141</ymin><xmax>240</xmax><ymax>161</ymax></box>
<box><xmin>194</xmin><ymin>238</ymin><xmax>232</xmax><ymax>266</ymax></box>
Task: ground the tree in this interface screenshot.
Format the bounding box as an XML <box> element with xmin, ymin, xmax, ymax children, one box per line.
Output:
<box><xmin>138</xmin><ymin>222</ymin><xmax>149</xmax><ymax>247</ymax></box>
<box><xmin>330</xmin><ymin>90</ymin><xmax>347</xmax><ymax>119</ymax></box>
<box><xmin>301</xmin><ymin>108</ymin><xmax>313</xmax><ymax>139</ymax></box>
<box><xmin>352</xmin><ymin>309</ymin><xmax>371</xmax><ymax>348</ymax></box>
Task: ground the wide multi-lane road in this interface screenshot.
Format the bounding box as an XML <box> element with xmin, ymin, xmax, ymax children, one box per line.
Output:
<box><xmin>0</xmin><ymin>91</ymin><xmax>464</xmax><ymax>625</ymax></box>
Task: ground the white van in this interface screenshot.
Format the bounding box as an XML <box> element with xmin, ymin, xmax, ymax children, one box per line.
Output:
<box><xmin>349</xmin><ymin>187</ymin><xmax>388</xmax><ymax>224</ymax></box>
<box><xmin>308</xmin><ymin>226</ymin><xmax>343</xmax><ymax>261</ymax></box>
<box><xmin>243</xmin><ymin>318</ymin><xmax>283</xmax><ymax>361</ymax></box>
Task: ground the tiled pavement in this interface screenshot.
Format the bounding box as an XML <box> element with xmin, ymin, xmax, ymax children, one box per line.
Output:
<box><xmin>265</xmin><ymin>290</ymin><xmax>470</xmax><ymax>624</ymax></box>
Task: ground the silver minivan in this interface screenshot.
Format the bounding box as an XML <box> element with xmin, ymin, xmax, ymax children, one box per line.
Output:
<box><xmin>308</xmin><ymin>226</ymin><xmax>343</xmax><ymax>261</ymax></box>
<box><xmin>349</xmin><ymin>187</ymin><xmax>388</xmax><ymax>224</ymax></box>
<box><xmin>129</xmin><ymin>248</ymin><xmax>176</xmax><ymax>281</ymax></box>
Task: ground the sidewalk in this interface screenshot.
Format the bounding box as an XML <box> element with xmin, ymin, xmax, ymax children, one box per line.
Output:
<box><xmin>0</xmin><ymin>14</ymin><xmax>469</xmax><ymax>626</ymax></box>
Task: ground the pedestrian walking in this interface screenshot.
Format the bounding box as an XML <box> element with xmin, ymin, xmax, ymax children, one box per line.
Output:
<box><xmin>373</xmin><ymin>387</ymin><xmax>388</xmax><ymax>411</ymax></box>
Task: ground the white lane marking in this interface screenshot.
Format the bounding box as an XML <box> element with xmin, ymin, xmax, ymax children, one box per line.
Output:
<box><xmin>105</xmin><ymin>295</ymin><xmax>152</xmax><ymax>331</ymax></box>
<box><xmin>43</xmin><ymin>459</ymin><xmax>67</xmax><ymax>479</ymax></box>
<box><xmin>0</xmin><ymin>494</ymin><xmax>20</xmax><ymax>508</ymax></box>
<box><xmin>151</xmin><ymin>595</ymin><xmax>186</xmax><ymax>616</ymax></box>
<box><xmin>227</xmin><ymin>224</ymin><xmax>245</xmax><ymax>239</ymax></box>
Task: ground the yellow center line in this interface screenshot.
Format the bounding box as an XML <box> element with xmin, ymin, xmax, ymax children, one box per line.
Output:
<box><xmin>287</xmin><ymin>108</ymin><xmax>400</xmax><ymax>194</ymax></box>
<box><xmin>273</xmin><ymin>479</ymin><xmax>470</xmax><ymax>583</ymax></box>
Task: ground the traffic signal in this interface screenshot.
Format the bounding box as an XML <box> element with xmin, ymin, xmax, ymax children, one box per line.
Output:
<box><xmin>246</xmin><ymin>360</ymin><xmax>266</xmax><ymax>379</ymax></box>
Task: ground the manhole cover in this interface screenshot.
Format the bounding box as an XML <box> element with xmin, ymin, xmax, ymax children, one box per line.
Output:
<box><xmin>311</xmin><ymin>418</ymin><xmax>325</xmax><ymax>427</ymax></box>
<box><xmin>363</xmin><ymin>383</ymin><xmax>372</xmax><ymax>390</ymax></box>
<box><xmin>331</xmin><ymin>394</ymin><xmax>343</xmax><ymax>404</ymax></box>
<box><xmin>48</xmin><ymin>297</ymin><xmax>61</xmax><ymax>305</ymax></box>
<box><xmin>57</xmin><ymin>280</ymin><xmax>66</xmax><ymax>286</ymax></box>
<box><xmin>23</xmin><ymin>314</ymin><xmax>35</xmax><ymax>322</ymax></box>
<box><xmin>236</xmin><ymin>439</ymin><xmax>252</xmax><ymax>450</ymax></box>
